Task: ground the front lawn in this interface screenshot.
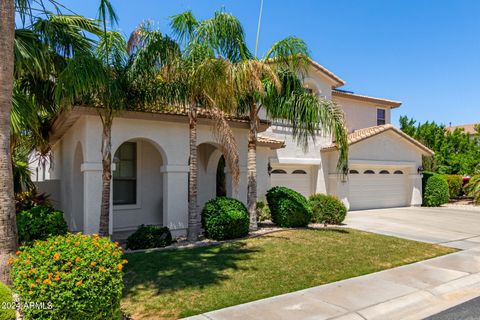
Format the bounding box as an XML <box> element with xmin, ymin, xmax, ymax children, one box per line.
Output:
<box><xmin>122</xmin><ymin>228</ymin><xmax>455</xmax><ymax>319</ymax></box>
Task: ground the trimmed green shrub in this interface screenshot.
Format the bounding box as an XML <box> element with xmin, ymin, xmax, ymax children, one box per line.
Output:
<box><xmin>256</xmin><ymin>201</ymin><xmax>271</xmax><ymax>222</ymax></box>
<box><xmin>309</xmin><ymin>194</ymin><xmax>347</xmax><ymax>225</ymax></box>
<box><xmin>421</xmin><ymin>171</ymin><xmax>436</xmax><ymax>198</ymax></box>
<box><xmin>424</xmin><ymin>174</ymin><xmax>450</xmax><ymax>207</ymax></box>
<box><xmin>0</xmin><ymin>282</ymin><xmax>15</xmax><ymax>320</ymax></box>
<box><xmin>126</xmin><ymin>225</ymin><xmax>172</xmax><ymax>250</ymax></box>
<box><xmin>11</xmin><ymin>233</ymin><xmax>125</xmax><ymax>320</ymax></box>
<box><xmin>443</xmin><ymin>174</ymin><xmax>463</xmax><ymax>199</ymax></box>
<box><xmin>17</xmin><ymin>206</ymin><xmax>68</xmax><ymax>245</ymax></box>
<box><xmin>202</xmin><ymin>197</ymin><xmax>249</xmax><ymax>240</ymax></box>
<box><xmin>266</xmin><ymin>186</ymin><xmax>312</xmax><ymax>227</ymax></box>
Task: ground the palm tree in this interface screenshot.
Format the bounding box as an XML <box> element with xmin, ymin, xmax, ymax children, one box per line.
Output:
<box><xmin>0</xmin><ymin>0</ymin><xmax>18</xmax><ymax>285</ymax></box>
<box><xmin>171</xmin><ymin>10</ymin><xmax>349</xmax><ymax>231</ymax></box>
<box><xmin>465</xmin><ymin>174</ymin><xmax>480</xmax><ymax>205</ymax></box>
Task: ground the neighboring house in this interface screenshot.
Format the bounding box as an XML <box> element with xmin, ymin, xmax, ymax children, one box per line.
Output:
<box><xmin>34</xmin><ymin>59</ymin><xmax>433</xmax><ymax>239</ymax></box>
<box><xmin>447</xmin><ymin>123</ymin><xmax>479</xmax><ymax>137</ymax></box>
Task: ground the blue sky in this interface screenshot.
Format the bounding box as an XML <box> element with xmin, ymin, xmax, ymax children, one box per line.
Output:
<box><xmin>54</xmin><ymin>0</ymin><xmax>480</xmax><ymax>126</ymax></box>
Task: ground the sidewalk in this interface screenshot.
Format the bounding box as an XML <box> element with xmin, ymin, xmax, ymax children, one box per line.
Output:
<box><xmin>184</xmin><ymin>247</ymin><xmax>480</xmax><ymax>320</ymax></box>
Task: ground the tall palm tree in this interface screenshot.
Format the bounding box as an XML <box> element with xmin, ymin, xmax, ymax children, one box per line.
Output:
<box><xmin>184</xmin><ymin>10</ymin><xmax>349</xmax><ymax>231</ymax></box>
<box><xmin>0</xmin><ymin>0</ymin><xmax>18</xmax><ymax>285</ymax></box>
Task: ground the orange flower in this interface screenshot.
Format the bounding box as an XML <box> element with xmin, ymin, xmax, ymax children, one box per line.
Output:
<box><xmin>98</xmin><ymin>266</ymin><xmax>106</xmax><ymax>272</ymax></box>
<box><xmin>74</xmin><ymin>242</ymin><xmax>80</xmax><ymax>246</ymax></box>
<box><xmin>42</xmin><ymin>279</ymin><xmax>51</xmax><ymax>285</ymax></box>
<box><xmin>90</xmin><ymin>261</ymin><xmax>97</xmax><ymax>267</ymax></box>
<box><xmin>7</xmin><ymin>257</ymin><xmax>14</xmax><ymax>265</ymax></box>
<box><xmin>122</xmin><ymin>259</ymin><xmax>128</xmax><ymax>264</ymax></box>
<box><xmin>53</xmin><ymin>253</ymin><xmax>60</xmax><ymax>260</ymax></box>
<box><xmin>117</xmin><ymin>264</ymin><xmax>123</xmax><ymax>271</ymax></box>
<box><xmin>40</xmin><ymin>251</ymin><xmax>44</xmax><ymax>255</ymax></box>
<box><xmin>29</xmin><ymin>268</ymin><xmax>36</xmax><ymax>274</ymax></box>
<box><xmin>54</xmin><ymin>275</ymin><xmax>60</xmax><ymax>281</ymax></box>
<box><xmin>16</xmin><ymin>251</ymin><xmax>21</xmax><ymax>255</ymax></box>
<box><xmin>18</xmin><ymin>286</ymin><xmax>23</xmax><ymax>290</ymax></box>
<box><xmin>76</xmin><ymin>280</ymin><xmax>83</xmax><ymax>286</ymax></box>
<box><xmin>35</xmin><ymin>279</ymin><xmax>40</xmax><ymax>283</ymax></box>
<box><xmin>29</xmin><ymin>283</ymin><xmax>35</xmax><ymax>288</ymax></box>
<box><xmin>75</xmin><ymin>257</ymin><xmax>81</xmax><ymax>263</ymax></box>
<box><xmin>48</xmin><ymin>273</ymin><xmax>53</xmax><ymax>279</ymax></box>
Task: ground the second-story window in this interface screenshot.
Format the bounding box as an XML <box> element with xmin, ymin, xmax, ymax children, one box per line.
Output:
<box><xmin>377</xmin><ymin>108</ymin><xmax>386</xmax><ymax>125</ymax></box>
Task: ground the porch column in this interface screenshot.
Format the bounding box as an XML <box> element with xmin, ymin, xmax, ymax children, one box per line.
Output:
<box><xmin>226</xmin><ymin>166</ymin><xmax>248</xmax><ymax>205</ymax></box>
<box><xmin>81</xmin><ymin>162</ymin><xmax>104</xmax><ymax>235</ymax></box>
<box><xmin>410</xmin><ymin>174</ymin><xmax>423</xmax><ymax>206</ymax></box>
<box><xmin>161</xmin><ymin>165</ymin><xmax>189</xmax><ymax>238</ymax></box>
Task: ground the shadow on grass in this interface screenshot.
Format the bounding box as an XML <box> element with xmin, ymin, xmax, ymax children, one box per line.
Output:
<box><xmin>308</xmin><ymin>227</ymin><xmax>350</xmax><ymax>234</ymax></box>
<box><xmin>122</xmin><ymin>241</ymin><xmax>260</xmax><ymax>298</ymax></box>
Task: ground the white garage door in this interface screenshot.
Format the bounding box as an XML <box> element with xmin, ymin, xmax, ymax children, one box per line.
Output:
<box><xmin>270</xmin><ymin>166</ymin><xmax>312</xmax><ymax>197</ymax></box>
<box><xmin>348</xmin><ymin>168</ymin><xmax>409</xmax><ymax>210</ymax></box>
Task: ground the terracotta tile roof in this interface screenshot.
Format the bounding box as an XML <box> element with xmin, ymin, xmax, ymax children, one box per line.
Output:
<box><xmin>332</xmin><ymin>90</ymin><xmax>402</xmax><ymax>108</ymax></box>
<box><xmin>257</xmin><ymin>136</ymin><xmax>285</xmax><ymax>149</ymax></box>
<box><xmin>322</xmin><ymin>124</ymin><xmax>434</xmax><ymax>155</ymax></box>
<box><xmin>309</xmin><ymin>59</ymin><xmax>346</xmax><ymax>88</ymax></box>
<box><xmin>447</xmin><ymin>123</ymin><xmax>478</xmax><ymax>135</ymax></box>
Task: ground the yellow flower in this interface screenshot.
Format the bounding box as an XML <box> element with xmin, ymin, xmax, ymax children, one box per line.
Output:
<box><xmin>117</xmin><ymin>264</ymin><xmax>123</xmax><ymax>271</ymax></box>
<box><xmin>76</xmin><ymin>280</ymin><xmax>83</xmax><ymax>286</ymax></box>
<box><xmin>75</xmin><ymin>257</ymin><xmax>81</xmax><ymax>263</ymax></box>
<box><xmin>99</xmin><ymin>266</ymin><xmax>106</xmax><ymax>272</ymax></box>
<box><xmin>42</xmin><ymin>279</ymin><xmax>51</xmax><ymax>285</ymax></box>
<box><xmin>90</xmin><ymin>261</ymin><xmax>97</xmax><ymax>267</ymax></box>
<box><xmin>7</xmin><ymin>257</ymin><xmax>14</xmax><ymax>265</ymax></box>
<box><xmin>53</xmin><ymin>253</ymin><xmax>60</xmax><ymax>260</ymax></box>
<box><xmin>28</xmin><ymin>290</ymin><xmax>33</xmax><ymax>295</ymax></box>
<box><xmin>29</xmin><ymin>283</ymin><xmax>35</xmax><ymax>288</ymax></box>
<box><xmin>74</xmin><ymin>242</ymin><xmax>80</xmax><ymax>246</ymax></box>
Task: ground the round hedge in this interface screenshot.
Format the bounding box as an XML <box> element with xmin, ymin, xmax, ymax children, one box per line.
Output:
<box><xmin>424</xmin><ymin>174</ymin><xmax>450</xmax><ymax>207</ymax></box>
<box><xmin>201</xmin><ymin>197</ymin><xmax>250</xmax><ymax>240</ymax></box>
<box><xmin>126</xmin><ymin>225</ymin><xmax>172</xmax><ymax>250</ymax></box>
<box><xmin>11</xmin><ymin>233</ymin><xmax>125</xmax><ymax>320</ymax></box>
<box><xmin>266</xmin><ymin>186</ymin><xmax>312</xmax><ymax>227</ymax></box>
<box><xmin>17</xmin><ymin>205</ymin><xmax>68</xmax><ymax>245</ymax></box>
<box><xmin>309</xmin><ymin>194</ymin><xmax>347</xmax><ymax>225</ymax></box>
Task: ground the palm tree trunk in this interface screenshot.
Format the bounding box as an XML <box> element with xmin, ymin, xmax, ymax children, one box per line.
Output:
<box><xmin>0</xmin><ymin>0</ymin><xmax>18</xmax><ymax>285</ymax></box>
<box><xmin>247</xmin><ymin>103</ymin><xmax>258</xmax><ymax>231</ymax></box>
<box><xmin>99</xmin><ymin>114</ymin><xmax>113</xmax><ymax>237</ymax></box>
<box><xmin>187</xmin><ymin>104</ymin><xmax>199</xmax><ymax>241</ymax></box>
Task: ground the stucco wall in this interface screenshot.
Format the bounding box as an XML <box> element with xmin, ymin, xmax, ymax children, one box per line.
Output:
<box><xmin>333</xmin><ymin>96</ymin><xmax>392</xmax><ymax>132</ymax></box>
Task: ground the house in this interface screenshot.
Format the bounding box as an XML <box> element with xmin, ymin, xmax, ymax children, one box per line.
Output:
<box><xmin>34</xmin><ymin>59</ymin><xmax>433</xmax><ymax>239</ymax></box>
<box><xmin>447</xmin><ymin>123</ymin><xmax>479</xmax><ymax>136</ymax></box>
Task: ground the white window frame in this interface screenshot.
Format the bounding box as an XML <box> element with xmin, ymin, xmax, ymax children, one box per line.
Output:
<box><xmin>113</xmin><ymin>140</ymin><xmax>142</xmax><ymax>211</ymax></box>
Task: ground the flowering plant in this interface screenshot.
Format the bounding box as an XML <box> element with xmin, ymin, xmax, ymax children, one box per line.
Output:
<box><xmin>11</xmin><ymin>233</ymin><xmax>126</xmax><ymax>319</ymax></box>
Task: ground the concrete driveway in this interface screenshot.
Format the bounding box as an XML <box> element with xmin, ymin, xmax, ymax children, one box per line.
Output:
<box><xmin>344</xmin><ymin>207</ymin><xmax>480</xmax><ymax>249</ymax></box>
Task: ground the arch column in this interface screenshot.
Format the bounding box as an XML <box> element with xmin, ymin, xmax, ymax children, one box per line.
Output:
<box><xmin>161</xmin><ymin>164</ymin><xmax>189</xmax><ymax>238</ymax></box>
<box><xmin>80</xmin><ymin>162</ymin><xmax>105</xmax><ymax>234</ymax></box>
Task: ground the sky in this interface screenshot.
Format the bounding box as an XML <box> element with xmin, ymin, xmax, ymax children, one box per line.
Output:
<box><xmin>46</xmin><ymin>0</ymin><xmax>480</xmax><ymax>127</ymax></box>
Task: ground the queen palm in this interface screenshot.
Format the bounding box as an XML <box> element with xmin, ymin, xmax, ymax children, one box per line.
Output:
<box><xmin>172</xmin><ymin>10</ymin><xmax>349</xmax><ymax>231</ymax></box>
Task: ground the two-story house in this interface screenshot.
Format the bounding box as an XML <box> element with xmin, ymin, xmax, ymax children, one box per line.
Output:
<box><xmin>35</xmin><ymin>59</ymin><xmax>433</xmax><ymax>239</ymax></box>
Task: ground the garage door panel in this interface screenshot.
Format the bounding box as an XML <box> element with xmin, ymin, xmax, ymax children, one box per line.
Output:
<box><xmin>270</xmin><ymin>166</ymin><xmax>312</xmax><ymax>197</ymax></box>
<box><xmin>349</xmin><ymin>170</ymin><xmax>409</xmax><ymax>210</ymax></box>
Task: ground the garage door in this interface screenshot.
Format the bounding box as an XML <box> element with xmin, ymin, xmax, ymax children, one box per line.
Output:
<box><xmin>348</xmin><ymin>168</ymin><xmax>409</xmax><ymax>210</ymax></box>
<box><xmin>270</xmin><ymin>166</ymin><xmax>312</xmax><ymax>197</ymax></box>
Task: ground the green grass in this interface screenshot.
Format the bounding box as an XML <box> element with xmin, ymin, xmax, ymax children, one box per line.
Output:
<box><xmin>122</xmin><ymin>228</ymin><xmax>455</xmax><ymax>319</ymax></box>
<box><xmin>0</xmin><ymin>282</ymin><xmax>15</xmax><ymax>320</ymax></box>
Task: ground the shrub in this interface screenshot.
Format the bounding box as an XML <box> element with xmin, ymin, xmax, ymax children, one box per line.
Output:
<box><xmin>256</xmin><ymin>201</ymin><xmax>271</xmax><ymax>222</ymax></box>
<box><xmin>11</xmin><ymin>233</ymin><xmax>125</xmax><ymax>320</ymax></box>
<box><xmin>0</xmin><ymin>282</ymin><xmax>15</xmax><ymax>320</ymax></box>
<box><xmin>202</xmin><ymin>197</ymin><xmax>249</xmax><ymax>240</ymax></box>
<box><xmin>421</xmin><ymin>171</ymin><xmax>436</xmax><ymax>198</ymax></box>
<box><xmin>15</xmin><ymin>189</ymin><xmax>51</xmax><ymax>213</ymax></box>
<box><xmin>443</xmin><ymin>174</ymin><xmax>463</xmax><ymax>199</ymax></box>
<box><xmin>424</xmin><ymin>174</ymin><xmax>450</xmax><ymax>207</ymax></box>
<box><xmin>126</xmin><ymin>225</ymin><xmax>172</xmax><ymax>250</ymax></box>
<box><xmin>266</xmin><ymin>186</ymin><xmax>312</xmax><ymax>227</ymax></box>
<box><xmin>309</xmin><ymin>194</ymin><xmax>347</xmax><ymax>225</ymax></box>
<box><xmin>465</xmin><ymin>175</ymin><xmax>480</xmax><ymax>205</ymax></box>
<box><xmin>17</xmin><ymin>206</ymin><xmax>68</xmax><ymax>245</ymax></box>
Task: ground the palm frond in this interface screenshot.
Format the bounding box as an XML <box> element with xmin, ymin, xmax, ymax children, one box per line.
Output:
<box><xmin>169</xmin><ymin>10</ymin><xmax>199</xmax><ymax>46</ymax></box>
<box><xmin>264</xmin><ymin>36</ymin><xmax>310</xmax><ymax>73</ymax></box>
<box><xmin>97</xmin><ymin>0</ymin><xmax>118</xmax><ymax>28</ymax></box>
<box><xmin>96</xmin><ymin>31</ymin><xmax>128</xmax><ymax>66</ymax></box>
<box><xmin>14</xmin><ymin>28</ymin><xmax>49</xmax><ymax>78</ymax></box>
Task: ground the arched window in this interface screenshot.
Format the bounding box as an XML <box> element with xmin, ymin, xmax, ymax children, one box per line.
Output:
<box><xmin>349</xmin><ymin>169</ymin><xmax>359</xmax><ymax>174</ymax></box>
<box><xmin>292</xmin><ymin>170</ymin><xmax>307</xmax><ymax>174</ymax></box>
<box><xmin>394</xmin><ymin>170</ymin><xmax>404</xmax><ymax>174</ymax></box>
<box><xmin>379</xmin><ymin>170</ymin><xmax>390</xmax><ymax>174</ymax></box>
<box><xmin>364</xmin><ymin>170</ymin><xmax>375</xmax><ymax>174</ymax></box>
<box><xmin>271</xmin><ymin>169</ymin><xmax>287</xmax><ymax>174</ymax></box>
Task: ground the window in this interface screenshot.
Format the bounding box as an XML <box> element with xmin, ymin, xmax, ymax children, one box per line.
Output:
<box><xmin>113</xmin><ymin>142</ymin><xmax>137</xmax><ymax>205</ymax></box>
<box><xmin>394</xmin><ymin>170</ymin><xmax>404</xmax><ymax>174</ymax></box>
<box><xmin>379</xmin><ymin>170</ymin><xmax>390</xmax><ymax>174</ymax></box>
<box><xmin>271</xmin><ymin>169</ymin><xmax>287</xmax><ymax>174</ymax></box>
<box><xmin>377</xmin><ymin>108</ymin><xmax>386</xmax><ymax>125</ymax></box>
<box><xmin>364</xmin><ymin>170</ymin><xmax>375</xmax><ymax>174</ymax></box>
<box><xmin>292</xmin><ymin>170</ymin><xmax>307</xmax><ymax>174</ymax></box>
<box><xmin>349</xmin><ymin>169</ymin><xmax>359</xmax><ymax>174</ymax></box>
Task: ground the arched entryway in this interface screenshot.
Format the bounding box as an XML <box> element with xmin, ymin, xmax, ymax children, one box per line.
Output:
<box><xmin>197</xmin><ymin>143</ymin><xmax>232</xmax><ymax>209</ymax></box>
<box><xmin>112</xmin><ymin>138</ymin><xmax>166</xmax><ymax>240</ymax></box>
